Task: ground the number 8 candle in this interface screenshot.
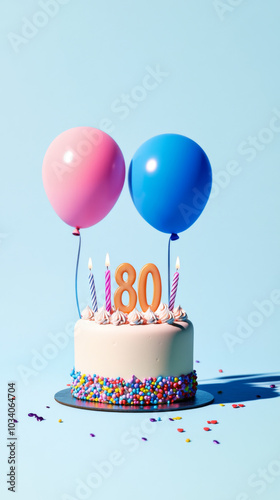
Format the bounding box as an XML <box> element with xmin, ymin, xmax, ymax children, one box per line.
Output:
<box><xmin>105</xmin><ymin>253</ymin><xmax>111</xmax><ymax>312</ymax></box>
<box><xmin>169</xmin><ymin>257</ymin><xmax>180</xmax><ymax>310</ymax></box>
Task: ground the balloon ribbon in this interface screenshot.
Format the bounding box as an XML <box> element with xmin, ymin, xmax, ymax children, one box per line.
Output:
<box><xmin>74</xmin><ymin>230</ymin><xmax>81</xmax><ymax>318</ymax></box>
<box><xmin>168</xmin><ymin>233</ymin><xmax>179</xmax><ymax>303</ymax></box>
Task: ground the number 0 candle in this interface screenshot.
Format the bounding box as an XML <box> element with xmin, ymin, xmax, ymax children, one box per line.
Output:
<box><xmin>105</xmin><ymin>253</ymin><xmax>111</xmax><ymax>312</ymax></box>
<box><xmin>169</xmin><ymin>257</ymin><xmax>180</xmax><ymax>310</ymax></box>
<box><xmin>88</xmin><ymin>258</ymin><xmax>98</xmax><ymax>312</ymax></box>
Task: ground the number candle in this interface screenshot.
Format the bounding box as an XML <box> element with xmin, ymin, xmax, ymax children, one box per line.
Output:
<box><xmin>114</xmin><ymin>263</ymin><xmax>137</xmax><ymax>313</ymax></box>
<box><xmin>88</xmin><ymin>258</ymin><xmax>98</xmax><ymax>312</ymax></box>
<box><xmin>105</xmin><ymin>253</ymin><xmax>111</xmax><ymax>312</ymax></box>
<box><xmin>138</xmin><ymin>263</ymin><xmax>162</xmax><ymax>312</ymax></box>
<box><xmin>169</xmin><ymin>257</ymin><xmax>180</xmax><ymax>310</ymax></box>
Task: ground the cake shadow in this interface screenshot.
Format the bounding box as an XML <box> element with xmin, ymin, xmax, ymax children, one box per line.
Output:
<box><xmin>198</xmin><ymin>373</ymin><xmax>280</xmax><ymax>404</ymax></box>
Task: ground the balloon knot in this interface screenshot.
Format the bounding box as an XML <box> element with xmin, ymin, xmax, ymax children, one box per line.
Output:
<box><xmin>72</xmin><ymin>228</ymin><xmax>80</xmax><ymax>236</ymax></box>
<box><xmin>170</xmin><ymin>233</ymin><xmax>179</xmax><ymax>241</ymax></box>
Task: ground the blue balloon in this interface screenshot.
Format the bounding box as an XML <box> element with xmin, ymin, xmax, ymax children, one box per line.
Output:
<box><xmin>128</xmin><ymin>134</ymin><xmax>212</xmax><ymax>234</ymax></box>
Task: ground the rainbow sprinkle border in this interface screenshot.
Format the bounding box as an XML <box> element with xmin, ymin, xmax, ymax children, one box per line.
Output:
<box><xmin>70</xmin><ymin>369</ymin><xmax>197</xmax><ymax>405</ymax></box>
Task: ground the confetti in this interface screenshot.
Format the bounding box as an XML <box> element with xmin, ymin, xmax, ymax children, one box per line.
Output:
<box><xmin>256</xmin><ymin>395</ymin><xmax>261</xmax><ymax>398</ymax></box>
<box><xmin>213</xmin><ymin>440</ymin><xmax>220</xmax><ymax>444</ymax></box>
<box><xmin>219</xmin><ymin>404</ymin><xmax>225</xmax><ymax>407</ymax></box>
<box><xmin>211</xmin><ymin>420</ymin><xmax>218</xmax><ymax>424</ymax></box>
<box><xmin>232</xmin><ymin>404</ymin><xmax>239</xmax><ymax>408</ymax></box>
<box><xmin>157</xmin><ymin>417</ymin><xmax>162</xmax><ymax>421</ymax></box>
<box><xmin>142</xmin><ymin>437</ymin><xmax>148</xmax><ymax>441</ymax></box>
<box><xmin>46</xmin><ymin>406</ymin><xmax>50</xmax><ymax>408</ymax></box>
<box><xmin>177</xmin><ymin>428</ymin><xmax>184</xmax><ymax>432</ymax></box>
<box><xmin>150</xmin><ymin>418</ymin><xmax>157</xmax><ymax>422</ymax></box>
<box><xmin>58</xmin><ymin>419</ymin><xmax>63</xmax><ymax>423</ymax></box>
<box><xmin>217</xmin><ymin>390</ymin><xmax>223</xmax><ymax>394</ymax></box>
<box><xmin>185</xmin><ymin>438</ymin><xmax>191</xmax><ymax>443</ymax></box>
<box><xmin>207</xmin><ymin>420</ymin><xmax>211</xmax><ymax>424</ymax></box>
<box><xmin>270</xmin><ymin>384</ymin><xmax>276</xmax><ymax>388</ymax></box>
<box><xmin>169</xmin><ymin>418</ymin><xmax>174</xmax><ymax>421</ymax></box>
<box><xmin>219</xmin><ymin>369</ymin><xmax>223</xmax><ymax>373</ymax></box>
<box><xmin>238</xmin><ymin>404</ymin><xmax>245</xmax><ymax>408</ymax></box>
<box><xmin>173</xmin><ymin>416</ymin><xmax>182</xmax><ymax>420</ymax></box>
<box><xmin>28</xmin><ymin>413</ymin><xmax>45</xmax><ymax>421</ymax></box>
<box><xmin>90</xmin><ymin>433</ymin><xmax>95</xmax><ymax>437</ymax></box>
<box><xmin>13</xmin><ymin>419</ymin><xmax>18</xmax><ymax>423</ymax></box>
<box><xmin>195</xmin><ymin>360</ymin><xmax>200</xmax><ymax>363</ymax></box>
<box><xmin>203</xmin><ymin>427</ymin><xmax>210</xmax><ymax>431</ymax></box>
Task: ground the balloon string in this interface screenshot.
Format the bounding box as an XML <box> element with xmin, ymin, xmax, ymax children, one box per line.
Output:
<box><xmin>168</xmin><ymin>233</ymin><xmax>179</xmax><ymax>304</ymax></box>
<box><xmin>75</xmin><ymin>233</ymin><xmax>81</xmax><ymax>319</ymax></box>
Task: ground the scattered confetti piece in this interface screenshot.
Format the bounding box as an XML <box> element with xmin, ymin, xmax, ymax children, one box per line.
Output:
<box><xmin>211</xmin><ymin>420</ymin><xmax>218</xmax><ymax>424</ymax></box>
<box><xmin>157</xmin><ymin>417</ymin><xmax>162</xmax><ymax>421</ymax></box>
<box><xmin>142</xmin><ymin>437</ymin><xmax>148</xmax><ymax>441</ymax></box>
<box><xmin>13</xmin><ymin>419</ymin><xmax>18</xmax><ymax>423</ymax></box>
<box><xmin>177</xmin><ymin>428</ymin><xmax>184</xmax><ymax>433</ymax></box>
<box><xmin>90</xmin><ymin>433</ymin><xmax>95</xmax><ymax>437</ymax></box>
<box><xmin>46</xmin><ymin>406</ymin><xmax>50</xmax><ymax>408</ymax></box>
<box><xmin>238</xmin><ymin>404</ymin><xmax>245</xmax><ymax>407</ymax></box>
<box><xmin>195</xmin><ymin>360</ymin><xmax>200</xmax><ymax>363</ymax></box>
<box><xmin>67</xmin><ymin>384</ymin><xmax>71</xmax><ymax>386</ymax></box>
<box><xmin>203</xmin><ymin>427</ymin><xmax>210</xmax><ymax>431</ymax></box>
<box><xmin>213</xmin><ymin>440</ymin><xmax>220</xmax><ymax>444</ymax></box>
<box><xmin>270</xmin><ymin>384</ymin><xmax>276</xmax><ymax>388</ymax></box>
<box><xmin>218</xmin><ymin>390</ymin><xmax>223</xmax><ymax>394</ymax></box>
<box><xmin>169</xmin><ymin>418</ymin><xmax>174</xmax><ymax>421</ymax></box>
<box><xmin>150</xmin><ymin>418</ymin><xmax>157</xmax><ymax>422</ymax></box>
<box><xmin>28</xmin><ymin>413</ymin><xmax>45</xmax><ymax>421</ymax></box>
<box><xmin>219</xmin><ymin>404</ymin><xmax>225</xmax><ymax>407</ymax></box>
<box><xmin>207</xmin><ymin>420</ymin><xmax>211</xmax><ymax>424</ymax></box>
<box><xmin>58</xmin><ymin>419</ymin><xmax>63</xmax><ymax>423</ymax></box>
<box><xmin>185</xmin><ymin>438</ymin><xmax>191</xmax><ymax>443</ymax></box>
<box><xmin>173</xmin><ymin>416</ymin><xmax>182</xmax><ymax>420</ymax></box>
<box><xmin>219</xmin><ymin>369</ymin><xmax>223</xmax><ymax>373</ymax></box>
<box><xmin>232</xmin><ymin>404</ymin><xmax>239</xmax><ymax>408</ymax></box>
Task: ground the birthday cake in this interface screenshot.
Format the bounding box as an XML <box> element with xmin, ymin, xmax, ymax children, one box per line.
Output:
<box><xmin>71</xmin><ymin>303</ymin><xmax>197</xmax><ymax>405</ymax></box>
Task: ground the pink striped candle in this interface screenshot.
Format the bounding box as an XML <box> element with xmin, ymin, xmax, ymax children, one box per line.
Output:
<box><xmin>169</xmin><ymin>257</ymin><xmax>180</xmax><ymax>310</ymax></box>
<box><xmin>105</xmin><ymin>253</ymin><xmax>111</xmax><ymax>312</ymax></box>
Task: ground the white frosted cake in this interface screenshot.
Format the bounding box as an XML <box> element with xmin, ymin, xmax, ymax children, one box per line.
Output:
<box><xmin>71</xmin><ymin>304</ymin><xmax>197</xmax><ymax>406</ymax></box>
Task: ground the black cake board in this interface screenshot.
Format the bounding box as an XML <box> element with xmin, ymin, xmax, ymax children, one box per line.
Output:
<box><xmin>54</xmin><ymin>388</ymin><xmax>214</xmax><ymax>412</ymax></box>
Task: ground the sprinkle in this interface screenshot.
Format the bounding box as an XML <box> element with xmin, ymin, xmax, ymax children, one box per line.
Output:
<box><xmin>207</xmin><ymin>420</ymin><xmax>211</xmax><ymax>424</ymax></box>
<box><xmin>174</xmin><ymin>416</ymin><xmax>182</xmax><ymax>420</ymax></box>
<box><xmin>203</xmin><ymin>427</ymin><xmax>210</xmax><ymax>431</ymax></box>
<box><xmin>67</xmin><ymin>384</ymin><xmax>71</xmax><ymax>386</ymax></box>
<box><xmin>213</xmin><ymin>440</ymin><xmax>220</xmax><ymax>444</ymax></box>
<box><xmin>219</xmin><ymin>404</ymin><xmax>225</xmax><ymax>407</ymax></box>
<box><xmin>13</xmin><ymin>419</ymin><xmax>18</xmax><ymax>423</ymax></box>
<box><xmin>150</xmin><ymin>418</ymin><xmax>157</xmax><ymax>422</ymax></box>
<box><xmin>232</xmin><ymin>404</ymin><xmax>239</xmax><ymax>408</ymax></box>
<box><xmin>58</xmin><ymin>419</ymin><xmax>63</xmax><ymax>423</ymax></box>
<box><xmin>195</xmin><ymin>360</ymin><xmax>200</xmax><ymax>363</ymax></box>
<box><xmin>177</xmin><ymin>428</ymin><xmax>184</xmax><ymax>432</ymax></box>
<box><xmin>238</xmin><ymin>404</ymin><xmax>245</xmax><ymax>408</ymax></box>
<box><xmin>142</xmin><ymin>437</ymin><xmax>148</xmax><ymax>441</ymax></box>
<box><xmin>157</xmin><ymin>417</ymin><xmax>162</xmax><ymax>421</ymax></box>
<box><xmin>219</xmin><ymin>369</ymin><xmax>223</xmax><ymax>373</ymax></box>
<box><xmin>217</xmin><ymin>390</ymin><xmax>223</xmax><ymax>394</ymax></box>
<box><xmin>185</xmin><ymin>438</ymin><xmax>191</xmax><ymax>442</ymax></box>
<box><xmin>211</xmin><ymin>420</ymin><xmax>218</xmax><ymax>424</ymax></box>
<box><xmin>270</xmin><ymin>384</ymin><xmax>276</xmax><ymax>388</ymax></box>
<box><xmin>28</xmin><ymin>413</ymin><xmax>45</xmax><ymax>421</ymax></box>
<box><xmin>90</xmin><ymin>433</ymin><xmax>95</xmax><ymax>437</ymax></box>
<box><xmin>169</xmin><ymin>418</ymin><xmax>174</xmax><ymax>421</ymax></box>
<box><xmin>28</xmin><ymin>413</ymin><xmax>34</xmax><ymax>417</ymax></box>
<box><xmin>46</xmin><ymin>406</ymin><xmax>50</xmax><ymax>408</ymax></box>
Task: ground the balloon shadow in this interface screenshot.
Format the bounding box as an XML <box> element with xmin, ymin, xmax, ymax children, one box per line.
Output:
<box><xmin>198</xmin><ymin>373</ymin><xmax>280</xmax><ymax>404</ymax></box>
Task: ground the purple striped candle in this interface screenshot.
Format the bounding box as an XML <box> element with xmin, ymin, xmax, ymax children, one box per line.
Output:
<box><xmin>169</xmin><ymin>257</ymin><xmax>180</xmax><ymax>310</ymax></box>
<box><xmin>105</xmin><ymin>253</ymin><xmax>111</xmax><ymax>312</ymax></box>
<box><xmin>88</xmin><ymin>258</ymin><xmax>98</xmax><ymax>312</ymax></box>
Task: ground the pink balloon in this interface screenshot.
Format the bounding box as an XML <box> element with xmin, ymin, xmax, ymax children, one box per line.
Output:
<box><xmin>42</xmin><ymin>127</ymin><xmax>125</xmax><ymax>229</ymax></box>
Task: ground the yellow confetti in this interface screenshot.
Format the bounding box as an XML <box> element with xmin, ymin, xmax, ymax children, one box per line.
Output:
<box><xmin>219</xmin><ymin>404</ymin><xmax>225</xmax><ymax>407</ymax></box>
<box><xmin>58</xmin><ymin>419</ymin><xmax>63</xmax><ymax>423</ymax></box>
<box><xmin>185</xmin><ymin>438</ymin><xmax>191</xmax><ymax>443</ymax></box>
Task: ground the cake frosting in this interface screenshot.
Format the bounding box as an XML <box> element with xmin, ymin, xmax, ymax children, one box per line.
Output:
<box><xmin>71</xmin><ymin>303</ymin><xmax>197</xmax><ymax>405</ymax></box>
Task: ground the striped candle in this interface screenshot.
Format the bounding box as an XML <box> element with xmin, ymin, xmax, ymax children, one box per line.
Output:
<box><xmin>169</xmin><ymin>257</ymin><xmax>180</xmax><ymax>310</ymax></box>
<box><xmin>105</xmin><ymin>253</ymin><xmax>111</xmax><ymax>312</ymax></box>
<box><xmin>88</xmin><ymin>258</ymin><xmax>98</xmax><ymax>312</ymax></box>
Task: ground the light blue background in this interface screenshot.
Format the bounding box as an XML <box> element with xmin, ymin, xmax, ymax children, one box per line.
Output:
<box><xmin>1</xmin><ymin>1</ymin><xmax>280</xmax><ymax>499</ymax></box>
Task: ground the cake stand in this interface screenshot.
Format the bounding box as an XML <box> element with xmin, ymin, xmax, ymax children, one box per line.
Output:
<box><xmin>54</xmin><ymin>388</ymin><xmax>214</xmax><ymax>412</ymax></box>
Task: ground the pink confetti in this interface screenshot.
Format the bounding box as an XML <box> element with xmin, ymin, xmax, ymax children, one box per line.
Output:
<box><xmin>90</xmin><ymin>433</ymin><xmax>95</xmax><ymax>437</ymax></box>
<box><xmin>270</xmin><ymin>384</ymin><xmax>276</xmax><ymax>388</ymax></box>
<box><xmin>150</xmin><ymin>418</ymin><xmax>157</xmax><ymax>422</ymax></box>
<box><xmin>213</xmin><ymin>440</ymin><xmax>220</xmax><ymax>444</ymax></box>
<box><xmin>142</xmin><ymin>437</ymin><xmax>148</xmax><ymax>441</ymax></box>
<box><xmin>219</xmin><ymin>369</ymin><xmax>223</xmax><ymax>373</ymax></box>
